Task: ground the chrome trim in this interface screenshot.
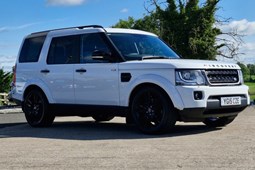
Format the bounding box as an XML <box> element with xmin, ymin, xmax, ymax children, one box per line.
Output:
<box><xmin>204</xmin><ymin>69</ymin><xmax>241</xmax><ymax>86</ymax></box>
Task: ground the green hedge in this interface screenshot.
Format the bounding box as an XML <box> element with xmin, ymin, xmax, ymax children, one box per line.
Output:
<box><xmin>245</xmin><ymin>82</ymin><xmax>255</xmax><ymax>101</ymax></box>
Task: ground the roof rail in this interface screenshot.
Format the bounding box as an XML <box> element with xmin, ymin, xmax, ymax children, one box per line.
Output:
<box><xmin>31</xmin><ymin>25</ymin><xmax>105</xmax><ymax>35</ymax></box>
<box><xmin>77</xmin><ymin>25</ymin><xmax>103</xmax><ymax>29</ymax></box>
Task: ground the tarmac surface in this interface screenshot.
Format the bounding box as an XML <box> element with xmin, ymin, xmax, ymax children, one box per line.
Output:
<box><xmin>0</xmin><ymin>106</ymin><xmax>254</xmax><ymax>169</ymax></box>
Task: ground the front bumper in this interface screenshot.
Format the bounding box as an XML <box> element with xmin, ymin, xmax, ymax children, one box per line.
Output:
<box><xmin>179</xmin><ymin>98</ymin><xmax>248</xmax><ymax>122</ymax></box>
<box><xmin>176</xmin><ymin>85</ymin><xmax>249</xmax><ymax>122</ymax></box>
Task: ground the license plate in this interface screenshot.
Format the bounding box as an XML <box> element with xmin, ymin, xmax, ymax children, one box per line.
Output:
<box><xmin>221</xmin><ymin>96</ymin><xmax>241</xmax><ymax>106</ymax></box>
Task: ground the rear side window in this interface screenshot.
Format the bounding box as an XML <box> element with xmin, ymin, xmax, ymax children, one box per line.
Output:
<box><xmin>19</xmin><ymin>36</ymin><xmax>46</xmax><ymax>63</ymax></box>
<box><xmin>47</xmin><ymin>35</ymin><xmax>80</xmax><ymax>64</ymax></box>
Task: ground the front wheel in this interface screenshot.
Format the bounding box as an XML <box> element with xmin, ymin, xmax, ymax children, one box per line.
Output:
<box><xmin>203</xmin><ymin>116</ymin><xmax>236</xmax><ymax>128</ymax></box>
<box><xmin>23</xmin><ymin>89</ymin><xmax>55</xmax><ymax>127</ymax></box>
<box><xmin>131</xmin><ymin>87</ymin><xmax>177</xmax><ymax>134</ymax></box>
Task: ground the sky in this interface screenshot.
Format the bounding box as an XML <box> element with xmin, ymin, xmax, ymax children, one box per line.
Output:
<box><xmin>0</xmin><ymin>0</ymin><xmax>254</xmax><ymax>71</ymax></box>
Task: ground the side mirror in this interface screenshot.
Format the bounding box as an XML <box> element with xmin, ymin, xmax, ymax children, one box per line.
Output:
<box><xmin>92</xmin><ymin>50</ymin><xmax>112</xmax><ymax>61</ymax></box>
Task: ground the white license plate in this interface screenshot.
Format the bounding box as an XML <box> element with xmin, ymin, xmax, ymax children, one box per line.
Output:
<box><xmin>221</xmin><ymin>96</ymin><xmax>241</xmax><ymax>106</ymax></box>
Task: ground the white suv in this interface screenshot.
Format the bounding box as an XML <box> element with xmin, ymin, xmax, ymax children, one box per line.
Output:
<box><xmin>10</xmin><ymin>25</ymin><xmax>250</xmax><ymax>134</ymax></box>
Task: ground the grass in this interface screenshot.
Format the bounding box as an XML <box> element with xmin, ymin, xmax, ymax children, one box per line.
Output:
<box><xmin>245</xmin><ymin>82</ymin><xmax>255</xmax><ymax>101</ymax></box>
<box><xmin>244</xmin><ymin>75</ymin><xmax>255</xmax><ymax>82</ymax></box>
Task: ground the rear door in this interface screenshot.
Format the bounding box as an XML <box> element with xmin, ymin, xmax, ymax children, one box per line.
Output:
<box><xmin>40</xmin><ymin>35</ymin><xmax>80</xmax><ymax>104</ymax></box>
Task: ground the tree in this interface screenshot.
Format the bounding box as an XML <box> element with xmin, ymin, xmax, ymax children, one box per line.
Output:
<box><xmin>247</xmin><ymin>64</ymin><xmax>255</xmax><ymax>82</ymax></box>
<box><xmin>133</xmin><ymin>13</ymin><xmax>161</xmax><ymax>35</ymax></box>
<box><xmin>237</xmin><ymin>62</ymin><xmax>249</xmax><ymax>81</ymax></box>
<box><xmin>113</xmin><ymin>0</ymin><xmax>243</xmax><ymax>60</ymax></box>
<box><xmin>113</xmin><ymin>14</ymin><xmax>160</xmax><ymax>35</ymax></box>
<box><xmin>0</xmin><ymin>69</ymin><xmax>12</xmax><ymax>93</ymax></box>
<box><xmin>113</xmin><ymin>17</ymin><xmax>136</xmax><ymax>29</ymax></box>
<box><xmin>153</xmin><ymin>0</ymin><xmax>221</xmax><ymax>59</ymax></box>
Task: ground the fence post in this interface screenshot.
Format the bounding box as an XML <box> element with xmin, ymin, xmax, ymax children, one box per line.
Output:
<box><xmin>0</xmin><ymin>93</ymin><xmax>9</xmax><ymax>105</ymax></box>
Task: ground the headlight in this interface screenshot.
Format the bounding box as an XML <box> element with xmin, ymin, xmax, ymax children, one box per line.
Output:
<box><xmin>176</xmin><ymin>70</ymin><xmax>206</xmax><ymax>86</ymax></box>
<box><xmin>238</xmin><ymin>70</ymin><xmax>244</xmax><ymax>84</ymax></box>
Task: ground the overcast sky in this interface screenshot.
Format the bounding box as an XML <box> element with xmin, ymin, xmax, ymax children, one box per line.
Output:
<box><xmin>0</xmin><ymin>0</ymin><xmax>254</xmax><ymax>71</ymax></box>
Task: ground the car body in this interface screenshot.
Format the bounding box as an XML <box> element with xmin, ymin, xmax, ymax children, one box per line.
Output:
<box><xmin>10</xmin><ymin>25</ymin><xmax>250</xmax><ymax>134</ymax></box>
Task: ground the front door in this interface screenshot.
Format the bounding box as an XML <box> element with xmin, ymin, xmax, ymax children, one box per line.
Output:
<box><xmin>74</xmin><ymin>33</ymin><xmax>119</xmax><ymax>105</ymax></box>
<box><xmin>74</xmin><ymin>63</ymin><xmax>119</xmax><ymax>105</ymax></box>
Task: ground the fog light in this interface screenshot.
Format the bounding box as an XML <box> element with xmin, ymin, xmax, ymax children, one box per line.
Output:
<box><xmin>194</xmin><ymin>91</ymin><xmax>203</xmax><ymax>100</ymax></box>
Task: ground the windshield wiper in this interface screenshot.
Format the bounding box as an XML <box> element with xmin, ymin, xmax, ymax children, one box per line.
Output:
<box><xmin>142</xmin><ymin>56</ymin><xmax>169</xmax><ymax>60</ymax></box>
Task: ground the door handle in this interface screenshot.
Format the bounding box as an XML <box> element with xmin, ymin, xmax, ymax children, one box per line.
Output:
<box><xmin>76</xmin><ymin>68</ymin><xmax>87</xmax><ymax>73</ymax></box>
<box><xmin>41</xmin><ymin>69</ymin><xmax>50</xmax><ymax>73</ymax></box>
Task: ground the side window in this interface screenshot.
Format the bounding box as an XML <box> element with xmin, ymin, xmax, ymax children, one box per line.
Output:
<box><xmin>81</xmin><ymin>33</ymin><xmax>111</xmax><ymax>63</ymax></box>
<box><xmin>47</xmin><ymin>35</ymin><xmax>79</xmax><ymax>64</ymax></box>
<box><xmin>19</xmin><ymin>36</ymin><xmax>46</xmax><ymax>63</ymax></box>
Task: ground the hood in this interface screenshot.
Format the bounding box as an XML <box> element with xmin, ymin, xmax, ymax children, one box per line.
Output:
<box><xmin>119</xmin><ymin>59</ymin><xmax>240</xmax><ymax>70</ymax></box>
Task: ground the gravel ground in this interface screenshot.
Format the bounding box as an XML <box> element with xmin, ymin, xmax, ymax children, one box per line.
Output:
<box><xmin>0</xmin><ymin>107</ymin><xmax>22</xmax><ymax>114</ymax></box>
<box><xmin>0</xmin><ymin>106</ymin><xmax>254</xmax><ymax>170</ymax></box>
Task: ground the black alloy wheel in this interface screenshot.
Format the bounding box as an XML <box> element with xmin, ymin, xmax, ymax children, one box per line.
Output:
<box><xmin>131</xmin><ymin>87</ymin><xmax>177</xmax><ymax>134</ymax></box>
<box><xmin>203</xmin><ymin>116</ymin><xmax>236</xmax><ymax>128</ymax></box>
<box><xmin>23</xmin><ymin>89</ymin><xmax>55</xmax><ymax>127</ymax></box>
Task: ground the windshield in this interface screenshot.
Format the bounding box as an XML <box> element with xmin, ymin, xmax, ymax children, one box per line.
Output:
<box><xmin>108</xmin><ymin>33</ymin><xmax>180</xmax><ymax>61</ymax></box>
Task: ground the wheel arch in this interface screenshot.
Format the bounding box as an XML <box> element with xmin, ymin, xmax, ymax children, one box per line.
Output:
<box><xmin>23</xmin><ymin>84</ymin><xmax>54</xmax><ymax>104</ymax></box>
<box><xmin>126</xmin><ymin>82</ymin><xmax>183</xmax><ymax>123</ymax></box>
<box><xmin>129</xmin><ymin>83</ymin><xmax>172</xmax><ymax>106</ymax></box>
<box><xmin>123</xmin><ymin>74</ymin><xmax>185</xmax><ymax>110</ymax></box>
<box><xmin>24</xmin><ymin>85</ymin><xmax>46</xmax><ymax>101</ymax></box>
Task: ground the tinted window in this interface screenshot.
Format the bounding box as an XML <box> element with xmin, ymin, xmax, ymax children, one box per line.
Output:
<box><xmin>19</xmin><ymin>36</ymin><xmax>46</xmax><ymax>63</ymax></box>
<box><xmin>81</xmin><ymin>33</ymin><xmax>111</xmax><ymax>63</ymax></box>
<box><xmin>108</xmin><ymin>33</ymin><xmax>179</xmax><ymax>61</ymax></box>
<box><xmin>47</xmin><ymin>35</ymin><xmax>80</xmax><ymax>64</ymax></box>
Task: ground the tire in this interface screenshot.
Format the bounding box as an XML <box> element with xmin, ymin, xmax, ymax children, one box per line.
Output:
<box><xmin>131</xmin><ymin>86</ymin><xmax>177</xmax><ymax>134</ymax></box>
<box><xmin>203</xmin><ymin>116</ymin><xmax>236</xmax><ymax>128</ymax></box>
<box><xmin>23</xmin><ymin>89</ymin><xmax>55</xmax><ymax>127</ymax></box>
<box><xmin>125</xmin><ymin>113</ymin><xmax>135</xmax><ymax>125</ymax></box>
<box><xmin>92</xmin><ymin>114</ymin><xmax>114</xmax><ymax>122</ymax></box>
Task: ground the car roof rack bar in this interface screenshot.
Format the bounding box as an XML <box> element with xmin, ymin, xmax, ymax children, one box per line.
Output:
<box><xmin>77</xmin><ymin>25</ymin><xmax>103</xmax><ymax>29</ymax></box>
<box><xmin>77</xmin><ymin>25</ymin><xmax>107</xmax><ymax>32</ymax></box>
<box><xmin>31</xmin><ymin>25</ymin><xmax>106</xmax><ymax>35</ymax></box>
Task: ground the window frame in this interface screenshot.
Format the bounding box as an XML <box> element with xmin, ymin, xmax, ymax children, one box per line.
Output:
<box><xmin>46</xmin><ymin>32</ymin><xmax>124</xmax><ymax>65</ymax></box>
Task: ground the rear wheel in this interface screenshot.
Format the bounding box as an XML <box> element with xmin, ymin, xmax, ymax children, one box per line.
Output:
<box><xmin>23</xmin><ymin>89</ymin><xmax>55</xmax><ymax>127</ymax></box>
<box><xmin>131</xmin><ymin>86</ymin><xmax>177</xmax><ymax>134</ymax></box>
<box><xmin>92</xmin><ymin>114</ymin><xmax>115</xmax><ymax>122</ymax></box>
<box><xmin>203</xmin><ymin>116</ymin><xmax>236</xmax><ymax>128</ymax></box>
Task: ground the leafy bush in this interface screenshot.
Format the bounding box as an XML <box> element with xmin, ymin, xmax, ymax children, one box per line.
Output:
<box><xmin>0</xmin><ymin>69</ymin><xmax>13</xmax><ymax>93</ymax></box>
<box><xmin>245</xmin><ymin>82</ymin><xmax>255</xmax><ymax>101</ymax></box>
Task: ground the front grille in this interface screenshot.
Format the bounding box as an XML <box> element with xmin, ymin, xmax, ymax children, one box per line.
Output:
<box><xmin>205</xmin><ymin>69</ymin><xmax>239</xmax><ymax>85</ymax></box>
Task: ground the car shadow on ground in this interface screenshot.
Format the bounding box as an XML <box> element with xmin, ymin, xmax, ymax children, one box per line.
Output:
<box><xmin>0</xmin><ymin>120</ymin><xmax>222</xmax><ymax>140</ymax></box>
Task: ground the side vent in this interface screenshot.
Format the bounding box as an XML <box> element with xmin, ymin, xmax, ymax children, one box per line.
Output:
<box><xmin>121</xmin><ymin>73</ymin><xmax>132</xmax><ymax>82</ymax></box>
